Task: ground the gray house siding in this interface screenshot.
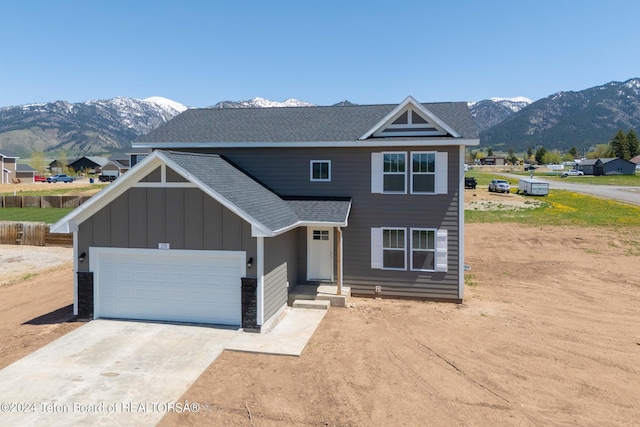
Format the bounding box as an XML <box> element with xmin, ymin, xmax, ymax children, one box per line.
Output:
<box><xmin>177</xmin><ymin>145</ymin><xmax>461</xmax><ymax>300</ymax></box>
<box><xmin>263</xmin><ymin>230</ymin><xmax>298</xmax><ymax>322</ymax></box>
<box><xmin>78</xmin><ymin>187</ymin><xmax>257</xmax><ymax>274</ymax></box>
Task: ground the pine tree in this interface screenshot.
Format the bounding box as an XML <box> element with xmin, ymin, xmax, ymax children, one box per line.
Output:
<box><xmin>535</xmin><ymin>147</ymin><xmax>547</xmax><ymax>164</ymax></box>
<box><xmin>568</xmin><ymin>147</ymin><xmax>578</xmax><ymax>159</ymax></box>
<box><xmin>609</xmin><ymin>130</ymin><xmax>629</xmax><ymax>160</ymax></box>
<box><xmin>627</xmin><ymin>130</ymin><xmax>640</xmax><ymax>158</ymax></box>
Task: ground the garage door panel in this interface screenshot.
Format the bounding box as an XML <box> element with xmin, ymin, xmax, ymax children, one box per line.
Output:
<box><xmin>93</xmin><ymin>248</ymin><xmax>243</xmax><ymax>325</ymax></box>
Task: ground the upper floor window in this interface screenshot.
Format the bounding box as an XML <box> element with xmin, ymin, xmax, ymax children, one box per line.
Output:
<box><xmin>411</xmin><ymin>152</ymin><xmax>436</xmax><ymax>193</ymax></box>
<box><xmin>372</xmin><ymin>151</ymin><xmax>448</xmax><ymax>195</ymax></box>
<box><xmin>310</xmin><ymin>160</ymin><xmax>331</xmax><ymax>181</ymax></box>
<box><xmin>382</xmin><ymin>152</ymin><xmax>406</xmax><ymax>193</ymax></box>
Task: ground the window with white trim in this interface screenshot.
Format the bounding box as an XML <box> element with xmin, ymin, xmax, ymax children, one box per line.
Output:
<box><xmin>310</xmin><ymin>160</ymin><xmax>331</xmax><ymax>181</ymax></box>
<box><xmin>371</xmin><ymin>227</ymin><xmax>447</xmax><ymax>272</ymax></box>
<box><xmin>372</xmin><ymin>151</ymin><xmax>447</xmax><ymax>195</ymax></box>
<box><xmin>382</xmin><ymin>152</ymin><xmax>406</xmax><ymax>193</ymax></box>
<box><xmin>411</xmin><ymin>228</ymin><xmax>435</xmax><ymax>271</ymax></box>
<box><xmin>382</xmin><ymin>228</ymin><xmax>406</xmax><ymax>270</ymax></box>
<box><xmin>411</xmin><ymin>152</ymin><xmax>436</xmax><ymax>193</ymax></box>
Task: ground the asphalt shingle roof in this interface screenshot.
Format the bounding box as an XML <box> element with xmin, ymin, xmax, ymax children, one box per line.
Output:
<box><xmin>161</xmin><ymin>151</ymin><xmax>349</xmax><ymax>233</ymax></box>
<box><xmin>137</xmin><ymin>102</ymin><xmax>478</xmax><ymax>144</ymax></box>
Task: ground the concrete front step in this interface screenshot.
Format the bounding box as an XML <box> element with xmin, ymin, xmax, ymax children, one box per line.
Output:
<box><xmin>292</xmin><ymin>299</ymin><xmax>331</xmax><ymax>310</ymax></box>
<box><xmin>288</xmin><ymin>285</ymin><xmax>350</xmax><ymax>308</ymax></box>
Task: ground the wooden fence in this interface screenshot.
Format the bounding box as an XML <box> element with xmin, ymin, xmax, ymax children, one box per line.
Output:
<box><xmin>1</xmin><ymin>195</ymin><xmax>92</xmax><ymax>208</ymax></box>
<box><xmin>0</xmin><ymin>221</ymin><xmax>72</xmax><ymax>246</ymax></box>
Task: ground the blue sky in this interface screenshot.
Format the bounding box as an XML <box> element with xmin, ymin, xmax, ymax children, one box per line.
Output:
<box><xmin>1</xmin><ymin>0</ymin><xmax>639</xmax><ymax>107</ymax></box>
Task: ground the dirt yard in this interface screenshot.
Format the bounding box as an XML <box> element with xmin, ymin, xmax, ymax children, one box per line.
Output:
<box><xmin>1</xmin><ymin>220</ymin><xmax>638</xmax><ymax>426</ymax></box>
<box><xmin>0</xmin><ymin>180</ymin><xmax>105</xmax><ymax>196</ymax></box>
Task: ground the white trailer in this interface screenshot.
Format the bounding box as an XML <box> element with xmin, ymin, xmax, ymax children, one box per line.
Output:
<box><xmin>518</xmin><ymin>178</ymin><xmax>549</xmax><ymax>196</ymax></box>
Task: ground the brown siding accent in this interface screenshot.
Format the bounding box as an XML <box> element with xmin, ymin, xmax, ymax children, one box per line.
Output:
<box><xmin>166</xmin><ymin>167</ymin><xmax>187</xmax><ymax>182</ymax></box>
<box><xmin>78</xmin><ymin>187</ymin><xmax>256</xmax><ymax>272</ymax></box>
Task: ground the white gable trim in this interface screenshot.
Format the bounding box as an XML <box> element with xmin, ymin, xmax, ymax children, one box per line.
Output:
<box><xmin>359</xmin><ymin>96</ymin><xmax>461</xmax><ymax>140</ymax></box>
<box><xmin>50</xmin><ymin>151</ymin><xmax>274</xmax><ymax>237</ymax></box>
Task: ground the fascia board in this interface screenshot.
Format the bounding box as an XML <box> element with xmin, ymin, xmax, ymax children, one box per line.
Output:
<box><xmin>134</xmin><ymin>139</ymin><xmax>478</xmax><ymax>149</ymax></box>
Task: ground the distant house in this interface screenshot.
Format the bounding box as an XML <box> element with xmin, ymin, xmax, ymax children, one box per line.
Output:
<box><xmin>15</xmin><ymin>164</ymin><xmax>37</xmax><ymax>183</ymax></box>
<box><xmin>630</xmin><ymin>155</ymin><xmax>640</xmax><ymax>170</ymax></box>
<box><xmin>577</xmin><ymin>158</ymin><xmax>636</xmax><ymax>175</ymax></box>
<box><xmin>479</xmin><ymin>156</ymin><xmax>506</xmax><ymax>166</ymax></box>
<box><xmin>101</xmin><ymin>156</ymin><xmax>131</xmax><ymax>178</ymax></box>
<box><xmin>127</xmin><ymin>148</ymin><xmax>149</xmax><ymax>167</ymax></box>
<box><xmin>67</xmin><ymin>156</ymin><xmax>110</xmax><ymax>174</ymax></box>
<box><xmin>1</xmin><ymin>151</ymin><xmax>18</xmax><ymax>184</ymax></box>
<box><xmin>48</xmin><ymin>159</ymin><xmax>65</xmax><ymax>174</ymax></box>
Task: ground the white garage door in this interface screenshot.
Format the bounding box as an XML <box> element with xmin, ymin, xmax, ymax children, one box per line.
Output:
<box><xmin>92</xmin><ymin>248</ymin><xmax>245</xmax><ymax>325</ymax></box>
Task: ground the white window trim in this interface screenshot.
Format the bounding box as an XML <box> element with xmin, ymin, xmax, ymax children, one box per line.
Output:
<box><xmin>372</xmin><ymin>227</ymin><xmax>447</xmax><ymax>273</ymax></box>
<box><xmin>381</xmin><ymin>152</ymin><xmax>407</xmax><ymax>194</ymax></box>
<box><xmin>410</xmin><ymin>151</ymin><xmax>436</xmax><ymax>194</ymax></box>
<box><xmin>410</xmin><ymin>228</ymin><xmax>437</xmax><ymax>271</ymax></box>
<box><xmin>380</xmin><ymin>227</ymin><xmax>407</xmax><ymax>271</ymax></box>
<box><xmin>310</xmin><ymin>160</ymin><xmax>331</xmax><ymax>182</ymax></box>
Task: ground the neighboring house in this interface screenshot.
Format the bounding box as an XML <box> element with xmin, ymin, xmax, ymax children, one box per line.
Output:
<box><xmin>48</xmin><ymin>159</ymin><xmax>65</xmax><ymax>174</ymax></box>
<box><xmin>630</xmin><ymin>155</ymin><xmax>640</xmax><ymax>170</ymax></box>
<box><xmin>127</xmin><ymin>147</ymin><xmax>150</xmax><ymax>167</ymax></box>
<box><xmin>577</xmin><ymin>158</ymin><xmax>636</xmax><ymax>175</ymax></box>
<box><xmin>15</xmin><ymin>164</ymin><xmax>37</xmax><ymax>183</ymax></box>
<box><xmin>101</xmin><ymin>156</ymin><xmax>131</xmax><ymax>178</ymax></box>
<box><xmin>51</xmin><ymin>96</ymin><xmax>480</xmax><ymax>332</ymax></box>
<box><xmin>479</xmin><ymin>156</ymin><xmax>506</xmax><ymax>166</ymax></box>
<box><xmin>1</xmin><ymin>151</ymin><xmax>18</xmax><ymax>184</ymax></box>
<box><xmin>67</xmin><ymin>156</ymin><xmax>109</xmax><ymax>174</ymax></box>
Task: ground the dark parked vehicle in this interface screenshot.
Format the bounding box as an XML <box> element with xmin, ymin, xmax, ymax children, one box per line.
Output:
<box><xmin>464</xmin><ymin>177</ymin><xmax>477</xmax><ymax>189</ymax></box>
<box><xmin>47</xmin><ymin>174</ymin><xmax>74</xmax><ymax>183</ymax></box>
<box><xmin>488</xmin><ymin>179</ymin><xmax>510</xmax><ymax>193</ymax></box>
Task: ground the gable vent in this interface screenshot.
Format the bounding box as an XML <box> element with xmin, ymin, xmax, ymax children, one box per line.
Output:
<box><xmin>374</xmin><ymin>108</ymin><xmax>448</xmax><ymax>137</ymax></box>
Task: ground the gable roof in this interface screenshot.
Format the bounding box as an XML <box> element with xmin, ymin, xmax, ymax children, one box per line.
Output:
<box><xmin>68</xmin><ymin>156</ymin><xmax>109</xmax><ymax>168</ymax></box>
<box><xmin>51</xmin><ymin>150</ymin><xmax>350</xmax><ymax>237</ymax></box>
<box><xmin>630</xmin><ymin>155</ymin><xmax>640</xmax><ymax>165</ymax></box>
<box><xmin>134</xmin><ymin>99</ymin><xmax>478</xmax><ymax>148</ymax></box>
<box><xmin>16</xmin><ymin>164</ymin><xmax>36</xmax><ymax>172</ymax></box>
<box><xmin>0</xmin><ymin>151</ymin><xmax>18</xmax><ymax>159</ymax></box>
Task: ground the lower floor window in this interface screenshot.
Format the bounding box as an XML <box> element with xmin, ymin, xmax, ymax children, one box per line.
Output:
<box><xmin>411</xmin><ymin>228</ymin><xmax>435</xmax><ymax>271</ymax></box>
<box><xmin>382</xmin><ymin>228</ymin><xmax>406</xmax><ymax>270</ymax></box>
<box><xmin>372</xmin><ymin>227</ymin><xmax>447</xmax><ymax>272</ymax></box>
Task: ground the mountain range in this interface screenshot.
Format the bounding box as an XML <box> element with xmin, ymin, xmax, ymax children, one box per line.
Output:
<box><xmin>1</xmin><ymin>78</ymin><xmax>639</xmax><ymax>157</ymax></box>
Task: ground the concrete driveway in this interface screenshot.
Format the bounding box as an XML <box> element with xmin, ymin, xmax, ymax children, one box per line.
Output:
<box><xmin>0</xmin><ymin>320</ymin><xmax>239</xmax><ymax>426</ymax></box>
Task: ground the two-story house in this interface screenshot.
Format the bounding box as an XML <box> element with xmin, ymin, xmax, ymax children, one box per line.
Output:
<box><xmin>51</xmin><ymin>96</ymin><xmax>479</xmax><ymax>332</ymax></box>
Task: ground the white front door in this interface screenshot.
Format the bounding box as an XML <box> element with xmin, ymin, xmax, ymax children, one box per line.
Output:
<box><xmin>307</xmin><ymin>227</ymin><xmax>333</xmax><ymax>281</ymax></box>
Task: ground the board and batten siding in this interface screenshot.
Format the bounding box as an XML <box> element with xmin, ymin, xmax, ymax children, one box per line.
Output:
<box><xmin>263</xmin><ymin>230</ymin><xmax>298</xmax><ymax>322</ymax></box>
<box><xmin>77</xmin><ymin>187</ymin><xmax>257</xmax><ymax>276</ymax></box>
<box><xmin>176</xmin><ymin>145</ymin><xmax>462</xmax><ymax>300</ymax></box>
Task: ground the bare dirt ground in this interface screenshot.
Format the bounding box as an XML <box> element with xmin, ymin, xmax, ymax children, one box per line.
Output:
<box><xmin>0</xmin><ymin>180</ymin><xmax>105</xmax><ymax>196</ymax></box>
<box><xmin>1</xmin><ymin>188</ymin><xmax>638</xmax><ymax>425</ymax></box>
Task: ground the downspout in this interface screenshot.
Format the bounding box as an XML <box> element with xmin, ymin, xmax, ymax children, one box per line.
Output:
<box><xmin>73</xmin><ymin>231</ymin><xmax>79</xmax><ymax>316</ymax></box>
<box><xmin>257</xmin><ymin>236</ymin><xmax>265</xmax><ymax>326</ymax></box>
<box><xmin>458</xmin><ymin>146</ymin><xmax>465</xmax><ymax>300</ymax></box>
<box><xmin>337</xmin><ymin>227</ymin><xmax>343</xmax><ymax>296</ymax></box>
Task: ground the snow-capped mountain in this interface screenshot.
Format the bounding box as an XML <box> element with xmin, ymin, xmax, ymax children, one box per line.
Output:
<box><xmin>212</xmin><ymin>97</ymin><xmax>315</xmax><ymax>109</ymax></box>
<box><xmin>0</xmin><ymin>97</ymin><xmax>186</xmax><ymax>156</ymax></box>
<box><xmin>469</xmin><ymin>96</ymin><xmax>534</xmax><ymax>132</ymax></box>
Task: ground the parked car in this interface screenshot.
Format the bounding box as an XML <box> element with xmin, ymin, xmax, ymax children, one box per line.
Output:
<box><xmin>464</xmin><ymin>177</ymin><xmax>477</xmax><ymax>189</ymax></box>
<box><xmin>34</xmin><ymin>175</ymin><xmax>46</xmax><ymax>182</ymax></box>
<box><xmin>488</xmin><ymin>179</ymin><xmax>510</xmax><ymax>193</ymax></box>
<box><xmin>47</xmin><ymin>174</ymin><xmax>74</xmax><ymax>183</ymax></box>
<box><xmin>561</xmin><ymin>169</ymin><xmax>584</xmax><ymax>177</ymax></box>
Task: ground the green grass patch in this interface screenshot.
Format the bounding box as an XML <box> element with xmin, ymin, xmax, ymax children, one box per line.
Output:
<box><xmin>466</xmin><ymin>189</ymin><xmax>640</xmax><ymax>227</ymax></box>
<box><xmin>542</xmin><ymin>174</ymin><xmax>640</xmax><ymax>186</ymax></box>
<box><xmin>464</xmin><ymin>273</ymin><xmax>477</xmax><ymax>287</ymax></box>
<box><xmin>0</xmin><ymin>208</ymin><xmax>74</xmax><ymax>223</ymax></box>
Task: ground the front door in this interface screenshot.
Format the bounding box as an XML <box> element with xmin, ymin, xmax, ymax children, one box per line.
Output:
<box><xmin>307</xmin><ymin>227</ymin><xmax>333</xmax><ymax>281</ymax></box>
